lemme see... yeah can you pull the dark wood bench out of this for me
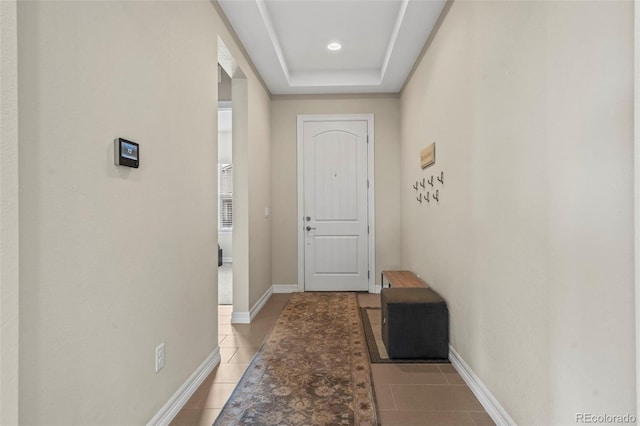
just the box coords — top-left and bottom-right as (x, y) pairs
(381, 270), (428, 288)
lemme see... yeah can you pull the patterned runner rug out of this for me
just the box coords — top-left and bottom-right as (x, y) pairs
(214, 292), (379, 425)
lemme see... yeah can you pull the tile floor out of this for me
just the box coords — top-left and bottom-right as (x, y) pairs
(170, 293), (494, 426)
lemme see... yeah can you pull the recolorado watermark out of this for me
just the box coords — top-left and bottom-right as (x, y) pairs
(576, 413), (636, 424)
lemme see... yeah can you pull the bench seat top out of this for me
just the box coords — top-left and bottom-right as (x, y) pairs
(382, 270), (428, 288)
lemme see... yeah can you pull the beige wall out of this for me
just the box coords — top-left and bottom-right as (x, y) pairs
(17, 1), (270, 423)
(270, 95), (402, 287)
(0, 0), (19, 424)
(231, 77), (250, 313)
(400, 1), (635, 423)
(218, 67), (232, 102)
(226, 75), (272, 314)
(248, 79), (273, 308)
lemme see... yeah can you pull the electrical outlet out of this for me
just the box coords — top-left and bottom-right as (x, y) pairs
(155, 343), (165, 373)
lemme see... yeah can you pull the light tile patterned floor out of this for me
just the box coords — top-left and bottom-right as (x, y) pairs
(170, 293), (495, 426)
(170, 294), (290, 426)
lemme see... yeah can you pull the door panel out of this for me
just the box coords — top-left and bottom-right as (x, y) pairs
(314, 236), (359, 274)
(303, 120), (368, 291)
(313, 132), (358, 221)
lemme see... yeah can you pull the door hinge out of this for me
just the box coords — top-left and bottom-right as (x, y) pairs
(367, 179), (369, 189)
(368, 270), (370, 279)
(367, 135), (369, 144)
(367, 225), (370, 234)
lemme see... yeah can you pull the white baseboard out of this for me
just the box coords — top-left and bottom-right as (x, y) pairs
(250, 286), (273, 321)
(273, 284), (375, 294)
(272, 284), (298, 293)
(231, 311), (250, 324)
(222, 257), (232, 264)
(147, 347), (221, 426)
(448, 345), (515, 426)
(231, 286), (273, 324)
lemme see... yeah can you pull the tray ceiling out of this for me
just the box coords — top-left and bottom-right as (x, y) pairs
(217, 0), (447, 95)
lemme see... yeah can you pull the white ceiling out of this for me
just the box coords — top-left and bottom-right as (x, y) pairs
(217, 0), (447, 95)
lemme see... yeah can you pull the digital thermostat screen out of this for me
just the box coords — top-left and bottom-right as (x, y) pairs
(121, 141), (138, 160)
(114, 138), (139, 168)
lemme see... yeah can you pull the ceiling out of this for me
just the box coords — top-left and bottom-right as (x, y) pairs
(217, 0), (447, 95)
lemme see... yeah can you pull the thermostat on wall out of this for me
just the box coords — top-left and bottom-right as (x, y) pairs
(114, 138), (139, 168)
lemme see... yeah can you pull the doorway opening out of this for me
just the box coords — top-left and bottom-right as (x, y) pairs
(217, 35), (250, 323)
(218, 65), (233, 307)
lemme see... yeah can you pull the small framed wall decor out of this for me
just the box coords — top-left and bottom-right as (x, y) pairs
(420, 143), (435, 169)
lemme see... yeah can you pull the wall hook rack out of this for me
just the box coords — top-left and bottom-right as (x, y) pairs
(417, 193), (423, 204)
(413, 182), (418, 191)
(437, 172), (444, 185)
(428, 176), (434, 187)
(420, 178), (425, 189)
(433, 189), (440, 202)
(425, 192), (430, 203)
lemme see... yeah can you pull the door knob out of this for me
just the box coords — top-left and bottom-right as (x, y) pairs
(306, 226), (316, 231)
(306, 216), (311, 221)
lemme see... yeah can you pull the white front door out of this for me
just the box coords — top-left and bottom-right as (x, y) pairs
(302, 120), (369, 291)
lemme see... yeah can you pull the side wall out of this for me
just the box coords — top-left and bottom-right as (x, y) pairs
(0, 0), (19, 424)
(17, 1), (270, 423)
(248, 80), (272, 307)
(400, 1), (635, 423)
(271, 95), (402, 288)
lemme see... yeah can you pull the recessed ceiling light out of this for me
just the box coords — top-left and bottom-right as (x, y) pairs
(327, 42), (342, 51)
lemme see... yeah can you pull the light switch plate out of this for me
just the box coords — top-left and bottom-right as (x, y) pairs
(155, 343), (165, 373)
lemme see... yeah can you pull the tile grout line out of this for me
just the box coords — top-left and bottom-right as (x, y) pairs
(466, 410), (479, 426)
(387, 383), (399, 412)
(437, 365), (454, 385)
(222, 347), (239, 364)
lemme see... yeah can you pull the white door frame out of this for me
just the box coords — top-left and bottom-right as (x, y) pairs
(297, 114), (375, 293)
